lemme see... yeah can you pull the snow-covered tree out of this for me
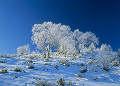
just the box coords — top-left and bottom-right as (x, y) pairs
(73, 29), (83, 53)
(79, 31), (99, 48)
(31, 22), (72, 58)
(48, 22), (72, 53)
(31, 22), (54, 58)
(88, 43), (96, 60)
(78, 44), (85, 53)
(31, 21), (100, 58)
(112, 59), (119, 66)
(31, 25), (47, 58)
(17, 44), (30, 55)
(98, 44), (115, 69)
(59, 36), (76, 57)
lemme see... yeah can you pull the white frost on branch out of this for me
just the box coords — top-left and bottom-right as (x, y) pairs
(79, 31), (99, 47)
(31, 22), (73, 57)
(17, 44), (30, 55)
(97, 44), (116, 68)
(59, 36), (76, 56)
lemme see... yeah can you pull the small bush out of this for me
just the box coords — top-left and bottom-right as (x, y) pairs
(56, 78), (65, 86)
(112, 59), (119, 66)
(0, 61), (5, 63)
(13, 75), (17, 78)
(44, 62), (51, 65)
(13, 75), (17, 80)
(28, 65), (34, 69)
(54, 64), (58, 69)
(26, 60), (33, 63)
(35, 80), (54, 86)
(59, 59), (69, 67)
(103, 66), (110, 72)
(14, 68), (21, 72)
(0, 69), (8, 73)
(67, 81), (73, 86)
(77, 73), (82, 78)
(80, 63), (84, 66)
(80, 68), (87, 73)
(93, 77), (98, 80)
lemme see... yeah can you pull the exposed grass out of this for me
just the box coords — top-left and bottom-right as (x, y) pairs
(103, 67), (110, 72)
(44, 62), (51, 65)
(56, 78), (65, 86)
(54, 64), (58, 69)
(13, 75), (17, 80)
(35, 80), (54, 86)
(27, 65), (34, 69)
(14, 68), (22, 72)
(0, 69), (8, 73)
(77, 73), (82, 78)
(80, 63), (85, 66)
(0, 61), (5, 63)
(93, 77), (98, 80)
(80, 68), (87, 73)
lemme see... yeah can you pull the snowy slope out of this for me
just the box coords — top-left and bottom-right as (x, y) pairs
(0, 54), (120, 86)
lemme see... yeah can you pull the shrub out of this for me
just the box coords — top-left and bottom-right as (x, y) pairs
(26, 60), (33, 63)
(54, 64), (58, 69)
(14, 68), (21, 72)
(56, 78), (65, 86)
(80, 68), (87, 73)
(0, 61), (5, 63)
(17, 44), (30, 55)
(35, 80), (54, 86)
(13, 75), (17, 80)
(59, 59), (69, 67)
(77, 73), (82, 78)
(27, 65), (34, 69)
(93, 77), (98, 80)
(112, 59), (119, 66)
(67, 81), (73, 86)
(103, 66), (110, 71)
(0, 69), (8, 73)
(80, 63), (84, 66)
(44, 62), (51, 65)
(13, 75), (17, 78)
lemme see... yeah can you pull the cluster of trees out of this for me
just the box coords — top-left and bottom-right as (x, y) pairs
(31, 22), (99, 58)
(16, 21), (120, 69)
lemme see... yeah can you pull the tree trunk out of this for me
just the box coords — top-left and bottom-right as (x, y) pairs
(47, 45), (50, 58)
(43, 50), (46, 58)
(91, 51), (93, 61)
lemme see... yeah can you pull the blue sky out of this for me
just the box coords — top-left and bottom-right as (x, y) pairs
(0, 0), (120, 54)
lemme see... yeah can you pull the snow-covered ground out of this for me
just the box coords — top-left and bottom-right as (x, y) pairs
(0, 54), (120, 86)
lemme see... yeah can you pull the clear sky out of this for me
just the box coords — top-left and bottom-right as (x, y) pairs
(0, 0), (120, 54)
